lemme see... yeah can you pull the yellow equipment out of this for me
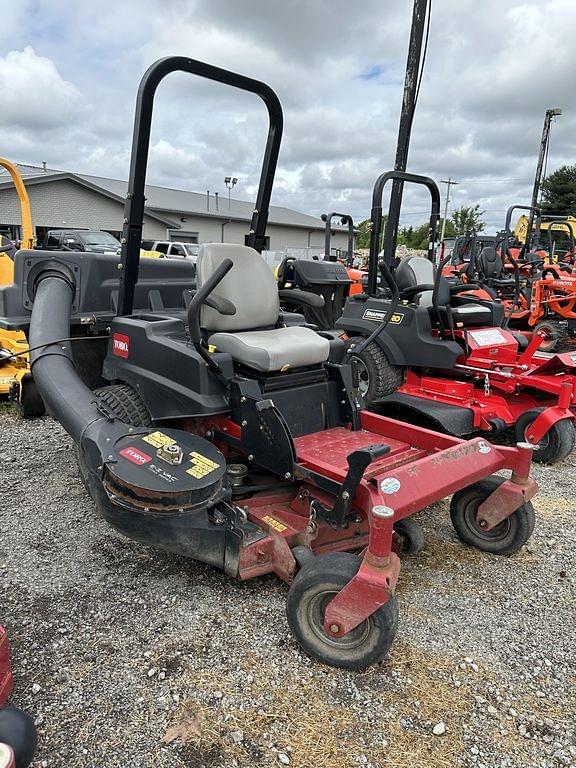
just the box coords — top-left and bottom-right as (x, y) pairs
(514, 214), (576, 247)
(0, 158), (44, 417)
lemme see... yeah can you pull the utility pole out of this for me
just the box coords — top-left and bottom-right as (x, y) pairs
(440, 178), (458, 242)
(382, 0), (430, 266)
(526, 108), (561, 247)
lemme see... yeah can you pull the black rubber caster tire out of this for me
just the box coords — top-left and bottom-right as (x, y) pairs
(514, 410), (575, 464)
(346, 338), (404, 407)
(450, 476), (535, 556)
(0, 707), (37, 768)
(393, 518), (425, 555)
(286, 552), (399, 669)
(16, 378), (45, 419)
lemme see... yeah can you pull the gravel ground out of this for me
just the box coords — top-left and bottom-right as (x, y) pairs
(1, 403), (575, 768)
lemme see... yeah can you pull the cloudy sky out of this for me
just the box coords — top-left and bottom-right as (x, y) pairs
(2, 0), (576, 231)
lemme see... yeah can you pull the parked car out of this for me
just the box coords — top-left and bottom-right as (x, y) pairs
(43, 229), (121, 255)
(141, 240), (199, 262)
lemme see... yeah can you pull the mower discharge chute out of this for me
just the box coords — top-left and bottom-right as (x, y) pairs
(337, 173), (576, 464)
(21, 58), (540, 669)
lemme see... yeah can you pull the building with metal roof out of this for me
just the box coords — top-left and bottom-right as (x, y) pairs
(0, 163), (350, 256)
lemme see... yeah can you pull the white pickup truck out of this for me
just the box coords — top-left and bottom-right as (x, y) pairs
(141, 240), (199, 263)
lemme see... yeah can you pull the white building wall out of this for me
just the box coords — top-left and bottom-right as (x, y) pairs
(0, 179), (351, 251)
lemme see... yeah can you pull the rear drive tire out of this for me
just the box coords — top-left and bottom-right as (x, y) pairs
(534, 320), (567, 353)
(77, 384), (152, 495)
(286, 552), (399, 669)
(347, 338), (404, 407)
(513, 410), (575, 464)
(450, 477), (535, 555)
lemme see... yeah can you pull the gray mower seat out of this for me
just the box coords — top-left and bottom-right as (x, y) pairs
(209, 326), (330, 373)
(198, 243), (330, 373)
(396, 256), (503, 327)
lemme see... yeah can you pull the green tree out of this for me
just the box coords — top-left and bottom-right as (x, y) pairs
(450, 205), (485, 235)
(540, 165), (576, 216)
(356, 215), (387, 249)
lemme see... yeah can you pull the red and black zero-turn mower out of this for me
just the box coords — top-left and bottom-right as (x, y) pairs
(18, 58), (540, 669)
(0, 627), (37, 768)
(474, 206), (576, 352)
(337, 171), (576, 464)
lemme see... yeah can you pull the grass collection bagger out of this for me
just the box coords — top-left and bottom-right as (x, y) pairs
(9, 58), (541, 669)
(0, 626), (37, 768)
(337, 173), (576, 464)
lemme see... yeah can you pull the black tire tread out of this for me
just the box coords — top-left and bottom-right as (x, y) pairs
(450, 476), (535, 555)
(287, 552), (399, 669)
(94, 383), (152, 427)
(514, 409), (575, 464)
(348, 338), (404, 406)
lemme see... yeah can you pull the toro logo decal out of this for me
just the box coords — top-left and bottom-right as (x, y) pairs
(112, 333), (130, 358)
(119, 446), (152, 465)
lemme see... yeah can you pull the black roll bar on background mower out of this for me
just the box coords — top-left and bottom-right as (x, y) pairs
(117, 56), (284, 316)
(503, 204), (542, 258)
(367, 170), (440, 296)
(321, 212), (355, 264)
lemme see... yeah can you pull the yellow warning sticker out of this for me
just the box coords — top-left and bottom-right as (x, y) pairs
(186, 451), (221, 480)
(142, 431), (176, 449)
(262, 515), (287, 533)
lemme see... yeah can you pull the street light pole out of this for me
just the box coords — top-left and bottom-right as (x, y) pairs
(224, 176), (238, 208)
(440, 177), (458, 242)
(526, 108), (561, 247)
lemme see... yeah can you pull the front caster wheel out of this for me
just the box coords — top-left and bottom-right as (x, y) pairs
(514, 410), (575, 464)
(450, 477), (535, 556)
(286, 552), (399, 669)
(393, 518), (425, 555)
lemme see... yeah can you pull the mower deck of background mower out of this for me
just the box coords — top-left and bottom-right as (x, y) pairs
(10, 56), (541, 670)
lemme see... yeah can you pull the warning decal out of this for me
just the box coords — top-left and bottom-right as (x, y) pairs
(262, 514), (288, 533)
(142, 431), (176, 449)
(186, 451), (221, 479)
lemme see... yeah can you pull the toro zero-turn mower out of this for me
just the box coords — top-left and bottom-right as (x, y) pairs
(339, 172), (576, 464)
(0, 627), (37, 768)
(14, 58), (540, 669)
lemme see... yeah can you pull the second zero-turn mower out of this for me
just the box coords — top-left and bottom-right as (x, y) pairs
(15, 57), (539, 669)
(0, 158), (45, 418)
(338, 172), (576, 464)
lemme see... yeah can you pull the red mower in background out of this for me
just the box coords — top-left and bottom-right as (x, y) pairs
(321, 212), (366, 294)
(338, 173), (576, 464)
(0, 627), (37, 768)
(472, 206), (576, 352)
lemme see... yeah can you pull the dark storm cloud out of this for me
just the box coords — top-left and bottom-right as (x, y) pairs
(1, 0), (576, 229)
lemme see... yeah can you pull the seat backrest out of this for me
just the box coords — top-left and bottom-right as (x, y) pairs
(197, 243), (280, 332)
(476, 246), (503, 279)
(395, 256), (450, 307)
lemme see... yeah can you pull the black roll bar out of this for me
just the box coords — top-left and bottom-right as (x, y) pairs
(117, 56), (284, 315)
(503, 204), (542, 258)
(367, 170), (440, 296)
(321, 212), (355, 264)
